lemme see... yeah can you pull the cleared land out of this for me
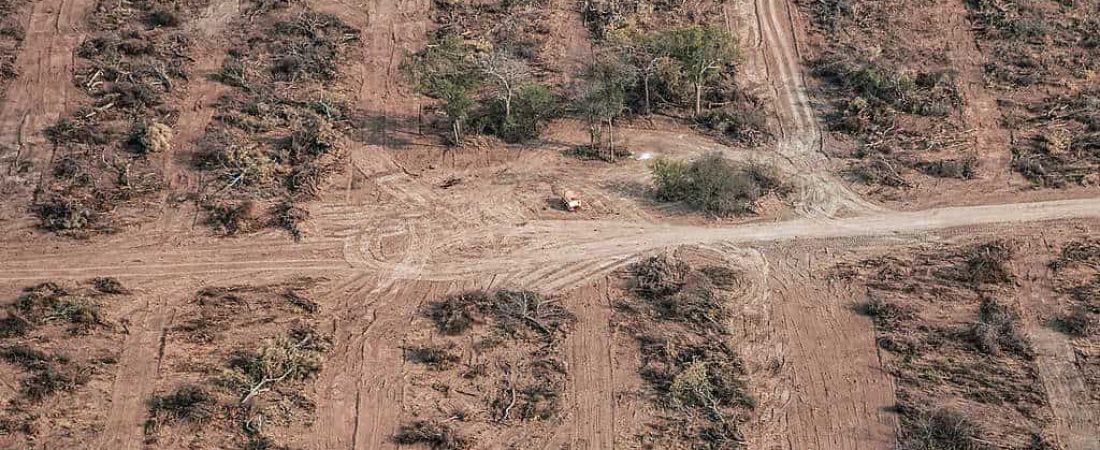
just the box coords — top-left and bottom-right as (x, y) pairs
(0, 0), (1096, 449)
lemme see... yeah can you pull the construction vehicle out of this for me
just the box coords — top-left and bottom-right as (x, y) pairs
(552, 185), (581, 212)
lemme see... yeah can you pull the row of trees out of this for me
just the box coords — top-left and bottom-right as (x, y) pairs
(402, 25), (740, 154)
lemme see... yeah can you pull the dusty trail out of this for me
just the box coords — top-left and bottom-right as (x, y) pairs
(747, 0), (881, 218)
(942, 0), (1014, 182)
(0, 0), (94, 181)
(767, 246), (897, 450)
(3, 197), (1100, 283)
(397, 197), (1100, 281)
(561, 278), (617, 450)
(1017, 242), (1100, 450)
(94, 282), (196, 450)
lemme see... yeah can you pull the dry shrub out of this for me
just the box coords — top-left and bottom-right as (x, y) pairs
(403, 345), (460, 370)
(967, 299), (1031, 357)
(855, 295), (914, 332)
(146, 385), (218, 426)
(2, 345), (90, 402)
(1055, 239), (1100, 268)
(632, 255), (690, 299)
(515, 383), (561, 420)
(639, 335), (755, 416)
(14, 282), (105, 333)
(393, 420), (471, 450)
(271, 201), (309, 241)
(1053, 305), (1097, 337)
(488, 290), (573, 341)
(425, 289), (574, 341)
(427, 291), (489, 335)
(900, 408), (990, 450)
(282, 289), (319, 314)
(695, 92), (772, 147)
(136, 121), (173, 154)
(20, 361), (90, 402)
(631, 256), (733, 335)
(918, 157), (977, 179)
(222, 330), (328, 402)
(33, 194), (99, 233)
(959, 242), (1014, 285)
(204, 200), (262, 236)
(92, 276), (128, 294)
(0, 316), (30, 338)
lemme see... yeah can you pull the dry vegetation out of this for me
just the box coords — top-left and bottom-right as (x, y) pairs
(0, 279), (129, 443)
(33, 0), (206, 235)
(192, 2), (362, 238)
(616, 254), (754, 448)
(395, 289), (575, 448)
(146, 278), (329, 449)
(795, 0), (974, 192)
(1048, 239), (1099, 398)
(965, 0), (1099, 187)
(837, 241), (1058, 449)
(0, 0), (27, 87)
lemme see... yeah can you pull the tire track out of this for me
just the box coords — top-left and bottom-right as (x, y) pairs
(0, 0), (95, 178)
(750, 0), (882, 217)
(1017, 243), (1100, 450)
(768, 246), (897, 450)
(562, 278), (616, 450)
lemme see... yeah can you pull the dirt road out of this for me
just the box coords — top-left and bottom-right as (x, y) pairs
(2, 197), (1100, 283)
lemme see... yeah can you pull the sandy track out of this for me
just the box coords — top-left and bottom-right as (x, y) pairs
(400, 197), (1100, 281)
(95, 286), (186, 450)
(942, 0), (1014, 182)
(749, 0), (880, 218)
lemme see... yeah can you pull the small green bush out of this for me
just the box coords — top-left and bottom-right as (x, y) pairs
(651, 153), (782, 217)
(475, 84), (557, 143)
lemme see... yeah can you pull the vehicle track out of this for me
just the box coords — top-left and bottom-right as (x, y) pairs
(561, 278), (616, 450)
(4, 197), (1100, 283)
(750, 0), (882, 218)
(767, 246), (897, 450)
(0, 0), (95, 183)
(1017, 242), (1100, 450)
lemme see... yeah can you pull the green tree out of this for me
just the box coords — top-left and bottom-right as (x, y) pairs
(577, 57), (634, 161)
(610, 29), (671, 115)
(401, 35), (481, 144)
(656, 26), (739, 116)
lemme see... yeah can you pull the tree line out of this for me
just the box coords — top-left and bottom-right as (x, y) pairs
(402, 25), (740, 159)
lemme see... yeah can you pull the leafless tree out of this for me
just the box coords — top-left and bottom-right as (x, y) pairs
(477, 50), (531, 121)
